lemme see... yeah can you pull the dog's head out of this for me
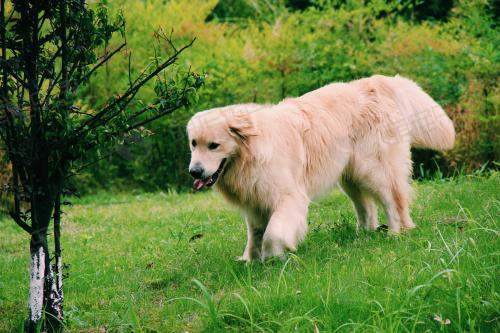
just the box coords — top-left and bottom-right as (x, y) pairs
(186, 105), (258, 191)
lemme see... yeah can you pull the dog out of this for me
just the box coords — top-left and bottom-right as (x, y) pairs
(187, 75), (455, 261)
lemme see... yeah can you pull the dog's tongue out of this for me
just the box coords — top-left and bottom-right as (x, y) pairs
(193, 178), (210, 191)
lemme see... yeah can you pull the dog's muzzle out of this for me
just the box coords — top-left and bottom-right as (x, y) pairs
(193, 158), (227, 191)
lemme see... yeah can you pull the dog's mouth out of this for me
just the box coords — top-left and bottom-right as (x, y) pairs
(193, 158), (227, 191)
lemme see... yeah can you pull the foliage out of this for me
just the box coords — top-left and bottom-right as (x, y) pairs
(1, 172), (499, 331)
(78, 0), (498, 191)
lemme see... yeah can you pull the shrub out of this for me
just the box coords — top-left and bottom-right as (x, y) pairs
(77, 0), (499, 191)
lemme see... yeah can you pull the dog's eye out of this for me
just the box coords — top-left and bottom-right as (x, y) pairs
(208, 142), (220, 150)
(191, 140), (197, 147)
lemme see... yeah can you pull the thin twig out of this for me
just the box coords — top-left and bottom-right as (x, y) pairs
(82, 42), (126, 83)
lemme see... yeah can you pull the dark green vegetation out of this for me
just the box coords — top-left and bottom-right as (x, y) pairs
(79, 0), (499, 191)
(1, 173), (498, 332)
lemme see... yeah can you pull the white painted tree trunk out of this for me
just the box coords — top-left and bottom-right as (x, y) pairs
(28, 246), (45, 325)
(47, 254), (64, 321)
(56, 253), (63, 303)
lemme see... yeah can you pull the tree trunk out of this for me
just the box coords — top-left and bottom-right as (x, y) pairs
(27, 235), (46, 332)
(54, 197), (63, 306)
(45, 195), (64, 331)
(26, 168), (61, 331)
(27, 223), (63, 332)
(45, 261), (63, 332)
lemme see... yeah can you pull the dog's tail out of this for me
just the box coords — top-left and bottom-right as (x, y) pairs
(391, 75), (455, 151)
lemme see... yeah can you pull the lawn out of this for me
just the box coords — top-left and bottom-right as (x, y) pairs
(1, 173), (499, 332)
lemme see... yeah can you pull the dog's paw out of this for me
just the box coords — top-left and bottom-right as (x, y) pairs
(236, 249), (262, 263)
(261, 245), (283, 261)
(365, 223), (380, 231)
(261, 253), (287, 264)
(261, 239), (292, 262)
(401, 221), (416, 231)
(236, 254), (252, 263)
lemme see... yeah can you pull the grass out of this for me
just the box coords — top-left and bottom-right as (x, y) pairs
(0, 173), (499, 332)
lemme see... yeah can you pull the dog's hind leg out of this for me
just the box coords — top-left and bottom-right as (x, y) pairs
(372, 178), (414, 233)
(261, 194), (309, 260)
(361, 148), (414, 233)
(340, 179), (379, 230)
(390, 178), (415, 231)
(362, 196), (379, 230)
(239, 209), (267, 262)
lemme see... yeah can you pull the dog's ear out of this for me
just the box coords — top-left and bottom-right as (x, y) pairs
(227, 112), (257, 142)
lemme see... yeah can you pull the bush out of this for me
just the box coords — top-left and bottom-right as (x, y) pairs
(77, 0), (499, 192)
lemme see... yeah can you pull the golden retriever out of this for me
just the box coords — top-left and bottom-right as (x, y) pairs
(187, 75), (455, 261)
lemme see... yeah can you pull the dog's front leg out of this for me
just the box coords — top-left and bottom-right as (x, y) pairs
(261, 195), (309, 261)
(238, 210), (266, 262)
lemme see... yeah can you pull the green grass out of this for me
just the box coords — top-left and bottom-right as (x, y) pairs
(1, 173), (499, 332)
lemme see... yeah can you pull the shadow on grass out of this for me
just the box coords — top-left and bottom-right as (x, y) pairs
(308, 214), (359, 247)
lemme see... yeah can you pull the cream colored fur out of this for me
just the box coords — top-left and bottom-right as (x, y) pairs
(187, 75), (455, 261)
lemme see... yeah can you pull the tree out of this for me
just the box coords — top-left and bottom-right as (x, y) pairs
(0, 1), (203, 331)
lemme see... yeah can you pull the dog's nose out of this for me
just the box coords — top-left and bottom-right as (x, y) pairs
(189, 165), (204, 179)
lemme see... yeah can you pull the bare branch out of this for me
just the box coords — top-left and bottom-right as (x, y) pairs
(124, 103), (183, 132)
(155, 27), (178, 52)
(38, 45), (62, 88)
(68, 150), (117, 176)
(41, 71), (62, 108)
(82, 42), (126, 83)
